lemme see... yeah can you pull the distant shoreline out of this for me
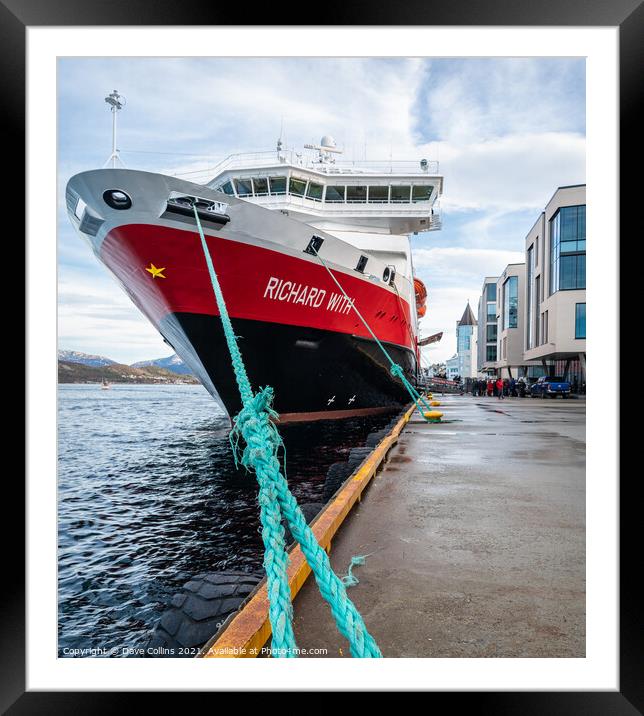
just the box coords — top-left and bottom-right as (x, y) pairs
(58, 380), (200, 386)
(58, 359), (199, 386)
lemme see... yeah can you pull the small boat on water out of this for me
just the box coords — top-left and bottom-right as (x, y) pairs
(101, 378), (111, 390)
(67, 133), (443, 422)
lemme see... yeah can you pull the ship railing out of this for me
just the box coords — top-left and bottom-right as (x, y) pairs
(250, 192), (440, 217)
(207, 150), (440, 178)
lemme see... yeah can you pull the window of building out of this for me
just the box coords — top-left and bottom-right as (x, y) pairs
(346, 185), (367, 202)
(268, 176), (287, 195)
(550, 204), (586, 294)
(486, 345), (497, 362)
(412, 185), (433, 202)
(234, 178), (253, 196)
(325, 185), (345, 202)
(368, 186), (389, 203)
(288, 177), (307, 197)
(252, 177), (269, 195)
(306, 182), (324, 201)
(575, 303), (586, 339)
(535, 235), (539, 265)
(390, 185), (411, 203)
(535, 275), (541, 345)
(526, 245), (534, 350)
(486, 324), (497, 342)
(544, 310), (549, 343)
(486, 302), (496, 320)
(503, 275), (518, 330)
(220, 181), (235, 196)
(559, 254), (586, 290)
(486, 283), (496, 302)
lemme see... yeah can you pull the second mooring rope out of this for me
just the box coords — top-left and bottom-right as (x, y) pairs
(311, 246), (434, 421)
(191, 205), (382, 658)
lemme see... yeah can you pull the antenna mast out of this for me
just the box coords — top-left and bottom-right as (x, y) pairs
(104, 89), (126, 168)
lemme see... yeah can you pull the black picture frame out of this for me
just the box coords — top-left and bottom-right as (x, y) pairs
(7, 0), (635, 708)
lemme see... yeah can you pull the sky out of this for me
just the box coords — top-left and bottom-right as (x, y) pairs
(57, 57), (585, 364)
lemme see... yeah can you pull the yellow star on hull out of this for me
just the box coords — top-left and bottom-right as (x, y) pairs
(145, 263), (166, 279)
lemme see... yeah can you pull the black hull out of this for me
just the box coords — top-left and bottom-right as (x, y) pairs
(158, 313), (417, 420)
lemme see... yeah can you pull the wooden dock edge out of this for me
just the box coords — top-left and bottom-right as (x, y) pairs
(199, 403), (416, 658)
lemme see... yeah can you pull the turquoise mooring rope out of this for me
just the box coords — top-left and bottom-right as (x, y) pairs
(311, 248), (434, 421)
(192, 205), (382, 658)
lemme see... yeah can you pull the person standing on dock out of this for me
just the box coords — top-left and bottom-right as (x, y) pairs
(496, 377), (505, 400)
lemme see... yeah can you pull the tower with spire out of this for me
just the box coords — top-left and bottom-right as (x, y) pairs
(451, 301), (478, 379)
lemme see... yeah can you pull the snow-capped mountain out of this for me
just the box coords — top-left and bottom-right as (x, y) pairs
(57, 349), (116, 367)
(130, 354), (192, 375)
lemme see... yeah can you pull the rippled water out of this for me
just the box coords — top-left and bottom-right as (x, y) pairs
(58, 384), (394, 657)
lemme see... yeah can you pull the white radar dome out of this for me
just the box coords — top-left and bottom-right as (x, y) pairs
(320, 135), (336, 149)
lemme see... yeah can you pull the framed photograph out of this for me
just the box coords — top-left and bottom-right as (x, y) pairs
(9, 0), (634, 706)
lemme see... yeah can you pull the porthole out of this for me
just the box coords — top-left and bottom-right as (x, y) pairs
(103, 189), (132, 210)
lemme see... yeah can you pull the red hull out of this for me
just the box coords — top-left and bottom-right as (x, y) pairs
(100, 223), (415, 352)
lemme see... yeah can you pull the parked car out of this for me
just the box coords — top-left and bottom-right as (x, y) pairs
(530, 375), (572, 399)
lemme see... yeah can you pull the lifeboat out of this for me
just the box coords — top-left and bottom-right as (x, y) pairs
(414, 277), (427, 318)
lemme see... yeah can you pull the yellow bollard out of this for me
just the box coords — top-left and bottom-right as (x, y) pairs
(423, 410), (443, 422)
(430, 400), (441, 407)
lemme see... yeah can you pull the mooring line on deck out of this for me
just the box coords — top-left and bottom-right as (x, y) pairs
(191, 205), (381, 658)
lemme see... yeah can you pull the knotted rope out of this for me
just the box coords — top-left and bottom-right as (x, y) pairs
(192, 205), (381, 658)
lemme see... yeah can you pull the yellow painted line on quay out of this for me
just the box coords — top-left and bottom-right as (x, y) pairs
(199, 403), (416, 658)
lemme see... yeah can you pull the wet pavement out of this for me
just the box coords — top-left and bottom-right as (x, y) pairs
(292, 394), (585, 658)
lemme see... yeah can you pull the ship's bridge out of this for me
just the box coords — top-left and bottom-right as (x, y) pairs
(206, 145), (443, 236)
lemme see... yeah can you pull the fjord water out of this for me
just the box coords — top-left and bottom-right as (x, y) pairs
(58, 384), (393, 657)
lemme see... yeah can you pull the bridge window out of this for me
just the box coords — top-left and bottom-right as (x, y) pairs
(289, 177), (307, 197)
(368, 186), (389, 203)
(219, 181), (234, 196)
(325, 185), (345, 202)
(346, 185), (367, 203)
(268, 176), (286, 195)
(306, 181), (324, 201)
(253, 177), (269, 195)
(391, 185), (411, 203)
(234, 178), (253, 196)
(412, 185), (433, 202)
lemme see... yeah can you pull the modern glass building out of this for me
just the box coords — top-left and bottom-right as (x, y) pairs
(495, 263), (533, 379)
(477, 277), (499, 375)
(523, 185), (586, 385)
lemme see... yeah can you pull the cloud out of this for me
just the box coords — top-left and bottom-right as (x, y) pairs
(57, 266), (170, 364)
(417, 58), (585, 144)
(437, 132), (585, 212)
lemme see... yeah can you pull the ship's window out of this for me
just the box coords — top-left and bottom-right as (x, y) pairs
(234, 178), (253, 196)
(306, 182), (324, 201)
(325, 185), (345, 202)
(346, 185), (367, 203)
(289, 177), (307, 197)
(253, 177), (269, 195)
(391, 185), (411, 203)
(268, 176), (287, 195)
(368, 186), (389, 203)
(412, 185), (434, 202)
(355, 255), (368, 273)
(220, 181), (235, 196)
